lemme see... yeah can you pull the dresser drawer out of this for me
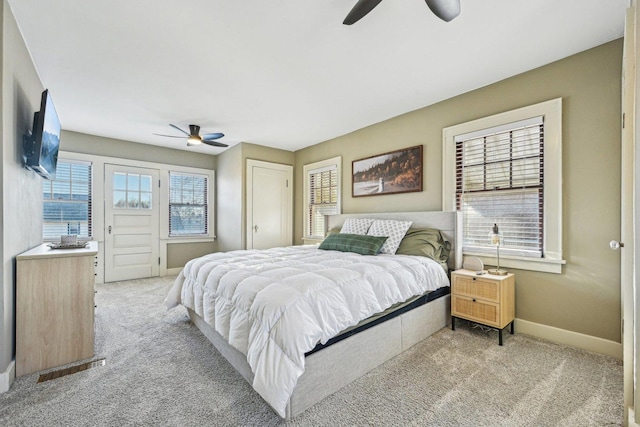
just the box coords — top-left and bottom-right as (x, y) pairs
(452, 275), (499, 303)
(452, 295), (500, 327)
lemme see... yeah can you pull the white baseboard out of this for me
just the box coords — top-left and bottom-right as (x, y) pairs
(166, 268), (182, 276)
(0, 360), (15, 393)
(515, 318), (622, 360)
(628, 408), (640, 427)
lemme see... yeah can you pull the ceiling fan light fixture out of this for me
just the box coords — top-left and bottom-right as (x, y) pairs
(425, 0), (461, 22)
(155, 124), (228, 148)
(187, 135), (202, 146)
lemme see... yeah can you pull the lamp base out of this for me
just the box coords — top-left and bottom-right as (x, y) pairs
(488, 268), (508, 276)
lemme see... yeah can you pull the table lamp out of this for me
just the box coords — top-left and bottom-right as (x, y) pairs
(488, 223), (508, 275)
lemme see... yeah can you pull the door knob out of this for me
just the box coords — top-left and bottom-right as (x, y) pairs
(254, 225), (259, 232)
(108, 225), (112, 234)
(610, 240), (624, 250)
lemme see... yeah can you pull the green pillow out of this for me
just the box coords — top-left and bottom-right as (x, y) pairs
(325, 227), (341, 237)
(318, 233), (388, 256)
(395, 228), (452, 265)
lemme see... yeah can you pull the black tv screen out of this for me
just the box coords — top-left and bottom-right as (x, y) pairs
(25, 89), (61, 180)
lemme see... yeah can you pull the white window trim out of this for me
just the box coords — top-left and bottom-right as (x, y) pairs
(303, 156), (342, 243)
(168, 170), (211, 237)
(164, 169), (215, 242)
(59, 152), (216, 242)
(442, 98), (565, 274)
(58, 150), (215, 282)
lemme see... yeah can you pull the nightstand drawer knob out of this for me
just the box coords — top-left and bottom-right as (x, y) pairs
(472, 298), (476, 302)
(472, 277), (476, 281)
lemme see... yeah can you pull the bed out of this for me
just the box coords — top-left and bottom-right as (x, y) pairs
(166, 211), (462, 419)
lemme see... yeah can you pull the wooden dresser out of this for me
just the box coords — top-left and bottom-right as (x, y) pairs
(450, 269), (515, 345)
(16, 242), (98, 376)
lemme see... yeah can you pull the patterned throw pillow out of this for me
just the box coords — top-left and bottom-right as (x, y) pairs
(366, 219), (413, 254)
(318, 233), (388, 256)
(340, 218), (375, 235)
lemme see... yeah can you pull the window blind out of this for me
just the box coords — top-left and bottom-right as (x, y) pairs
(455, 116), (544, 257)
(169, 172), (208, 236)
(43, 160), (92, 239)
(308, 165), (338, 239)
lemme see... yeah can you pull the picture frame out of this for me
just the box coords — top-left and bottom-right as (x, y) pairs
(352, 145), (423, 197)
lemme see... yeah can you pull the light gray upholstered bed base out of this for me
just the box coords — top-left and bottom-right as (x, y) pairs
(188, 295), (450, 419)
(188, 211), (461, 419)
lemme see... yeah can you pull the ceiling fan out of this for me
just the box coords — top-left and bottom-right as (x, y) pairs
(343, 0), (461, 25)
(154, 124), (228, 147)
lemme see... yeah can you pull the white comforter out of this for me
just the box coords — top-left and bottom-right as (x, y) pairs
(165, 246), (449, 417)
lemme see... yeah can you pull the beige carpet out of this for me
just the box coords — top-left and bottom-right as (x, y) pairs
(0, 276), (623, 426)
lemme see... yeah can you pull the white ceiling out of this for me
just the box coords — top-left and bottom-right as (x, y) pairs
(7, 0), (629, 155)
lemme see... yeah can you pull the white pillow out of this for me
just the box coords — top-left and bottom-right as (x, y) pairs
(367, 219), (413, 254)
(340, 218), (375, 235)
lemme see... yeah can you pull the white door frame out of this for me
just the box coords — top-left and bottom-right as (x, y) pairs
(624, 3), (640, 426)
(246, 159), (293, 249)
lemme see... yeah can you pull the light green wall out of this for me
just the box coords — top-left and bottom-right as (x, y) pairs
(216, 144), (243, 252)
(61, 130), (216, 170)
(1, 0), (46, 378)
(167, 242), (216, 269)
(294, 39), (623, 343)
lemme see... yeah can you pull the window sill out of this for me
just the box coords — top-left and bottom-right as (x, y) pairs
(464, 252), (566, 274)
(302, 237), (323, 245)
(163, 236), (216, 244)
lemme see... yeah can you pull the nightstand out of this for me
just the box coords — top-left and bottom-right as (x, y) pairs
(450, 269), (515, 345)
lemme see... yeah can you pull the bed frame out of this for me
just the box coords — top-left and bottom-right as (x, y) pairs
(187, 211), (462, 419)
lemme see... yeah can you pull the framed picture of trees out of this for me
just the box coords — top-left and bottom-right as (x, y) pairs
(352, 145), (423, 197)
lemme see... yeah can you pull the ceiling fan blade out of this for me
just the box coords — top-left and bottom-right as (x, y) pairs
(153, 133), (187, 138)
(202, 140), (229, 148)
(424, 0), (460, 22)
(343, 0), (384, 25)
(169, 123), (190, 136)
(202, 132), (224, 141)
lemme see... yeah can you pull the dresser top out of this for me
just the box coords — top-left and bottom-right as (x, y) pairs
(17, 241), (98, 260)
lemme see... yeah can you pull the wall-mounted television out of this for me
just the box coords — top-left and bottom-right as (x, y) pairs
(24, 89), (61, 180)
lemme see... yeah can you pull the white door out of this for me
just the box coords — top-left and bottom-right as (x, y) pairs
(246, 160), (293, 249)
(104, 164), (160, 282)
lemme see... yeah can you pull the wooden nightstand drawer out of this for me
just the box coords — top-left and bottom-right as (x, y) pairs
(452, 295), (500, 327)
(451, 275), (499, 303)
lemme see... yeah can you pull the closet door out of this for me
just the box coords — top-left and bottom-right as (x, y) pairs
(246, 159), (293, 250)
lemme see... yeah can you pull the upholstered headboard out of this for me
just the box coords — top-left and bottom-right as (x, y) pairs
(326, 211), (462, 271)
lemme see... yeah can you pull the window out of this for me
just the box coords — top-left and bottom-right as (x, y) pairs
(443, 99), (564, 273)
(303, 157), (342, 240)
(43, 160), (92, 240)
(456, 117), (543, 258)
(169, 172), (208, 236)
(113, 172), (153, 209)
